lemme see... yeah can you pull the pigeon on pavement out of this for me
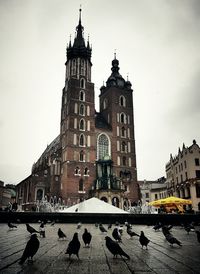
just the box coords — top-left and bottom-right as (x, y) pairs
(58, 228), (66, 239)
(139, 231), (150, 249)
(65, 232), (81, 259)
(26, 224), (39, 234)
(105, 236), (130, 259)
(18, 234), (40, 264)
(82, 228), (92, 247)
(112, 227), (122, 242)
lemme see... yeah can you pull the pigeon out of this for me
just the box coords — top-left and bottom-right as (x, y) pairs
(165, 233), (182, 246)
(77, 222), (82, 229)
(127, 227), (139, 238)
(125, 222), (132, 230)
(153, 222), (162, 231)
(39, 222), (46, 238)
(82, 228), (92, 247)
(99, 224), (107, 233)
(112, 228), (122, 242)
(58, 228), (66, 239)
(195, 231), (200, 243)
(8, 222), (17, 229)
(139, 231), (150, 249)
(105, 236), (130, 259)
(65, 232), (81, 259)
(26, 224), (39, 234)
(95, 223), (98, 228)
(108, 223), (112, 229)
(18, 234), (40, 264)
(162, 225), (173, 237)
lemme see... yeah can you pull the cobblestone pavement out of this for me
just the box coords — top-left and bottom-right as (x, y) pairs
(0, 222), (200, 274)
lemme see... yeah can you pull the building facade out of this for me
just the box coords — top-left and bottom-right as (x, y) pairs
(16, 10), (139, 210)
(165, 140), (200, 212)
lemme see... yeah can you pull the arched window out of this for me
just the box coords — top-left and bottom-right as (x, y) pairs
(36, 189), (43, 201)
(79, 104), (85, 116)
(79, 90), (85, 101)
(79, 134), (85, 146)
(79, 178), (84, 191)
(122, 141), (126, 152)
(119, 95), (126, 107)
(97, 133), (110, 160)
(121, 127), (126, 137)
(84, 167), (89, 176)
(80, 78), (85, 89)
(101, 197), (108, 202)
(72, 59), (76, 75)
(122, 156), (126, 166)
(79, 119), (85, 130)
(80, 59), (85, 76)
(112, 197), (119, 207)
(80, 150), (84, 161)
(120, 113), (126, 124)
(103, 98), (108, 109)
(75, 167), (80, 175)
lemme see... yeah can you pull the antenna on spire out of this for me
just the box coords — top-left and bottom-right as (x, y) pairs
(79, 4), (82, 23)
(114, 49), (117, 59)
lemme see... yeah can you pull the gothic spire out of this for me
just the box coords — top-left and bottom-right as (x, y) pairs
(66, 8), (92, 61)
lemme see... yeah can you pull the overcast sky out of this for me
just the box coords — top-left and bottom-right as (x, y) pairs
(0, 0), (200, 185)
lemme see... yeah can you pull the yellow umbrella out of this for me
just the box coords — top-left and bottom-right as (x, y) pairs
(148, 196), (192, 207)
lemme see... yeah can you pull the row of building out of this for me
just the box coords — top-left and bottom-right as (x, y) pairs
(139, 140), (200, 212)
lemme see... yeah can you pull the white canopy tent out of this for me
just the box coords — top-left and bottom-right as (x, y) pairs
(60, 197), (128, 214)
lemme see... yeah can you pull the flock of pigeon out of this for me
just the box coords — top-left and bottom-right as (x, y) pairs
(7, 220), (200, 265)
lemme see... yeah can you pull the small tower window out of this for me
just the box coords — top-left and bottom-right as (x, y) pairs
(79, 178), (84, 191)
(121, 126), (126, 137)
(120, 113), (126, 124)
(79, 134), (85, 146)
(75, 167), (80, 176)
(79, 119), (85, 131)
(72, 59), (76, 75)
(103, 98), (108, 109)
(121, 141), (126, 152)
(119, 95), (126, 107)
(122, 156), (126, 166)
(97, 133), (111, 160)
(80, 59), (85, 76)
(79, 104), (85, 116)
(80, 150), (84, 162)
(84, 167), (89, 176)
(79, 90), (85, 101)
(80, 78), (85, 89)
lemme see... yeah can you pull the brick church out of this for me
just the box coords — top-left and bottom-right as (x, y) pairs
(16, 10), (139, 211)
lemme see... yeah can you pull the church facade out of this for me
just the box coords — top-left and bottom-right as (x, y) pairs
(16, 10), (139, 210)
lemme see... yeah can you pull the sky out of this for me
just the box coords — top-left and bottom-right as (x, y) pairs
(0, 0), (200, 185)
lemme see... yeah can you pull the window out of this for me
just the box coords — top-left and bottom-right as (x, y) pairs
(72, 59), (76, 75)
(120, 113), (126, 124)
(84, 167), (89, 176)
(75, 167), (80, 176)
(97, 133), (110, 160)
(119, 95), (126, 107)
(155, 194), (158, 199)
(121, 127), (126, 137)
(80, 59), (85, 76)
(79, 104), (85, 115)
(79, 119), (85, 130)
(79, 90), (85, 101)
(185, 172), (188, 180)
(195, 158), (200, 166)
(184, 160), (187, 168)
(79, 178), (84, 191)
(103, 98), (108, 109)
(80, 150), (84, 161)
(122, 156), (126, 166)
(196, 170), (200, 178)
(196, 183), (200, 198)
(79, 134), (85, 146)
(80, 78), (85, 89)
(121, 141), (126, 152)
(145, 193), (149, 198)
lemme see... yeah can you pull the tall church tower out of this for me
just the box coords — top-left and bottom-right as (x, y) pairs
(60, 9), (96, 204)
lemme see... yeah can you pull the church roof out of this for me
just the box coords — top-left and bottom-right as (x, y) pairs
(60, 197), (128, 214)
